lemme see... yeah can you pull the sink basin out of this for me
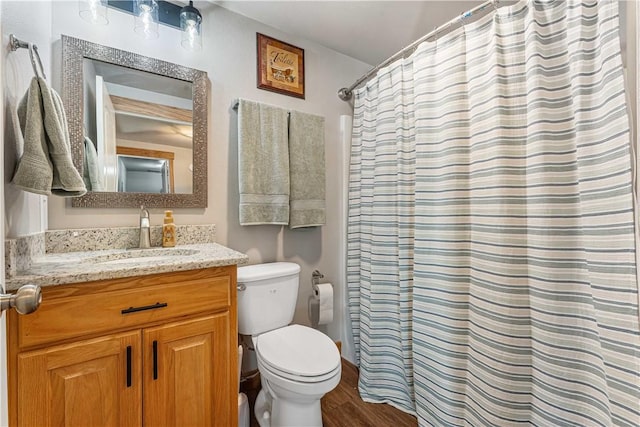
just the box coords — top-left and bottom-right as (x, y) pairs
(86, 248), (200, 265)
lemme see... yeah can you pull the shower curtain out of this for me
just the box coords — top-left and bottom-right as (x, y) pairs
(347, 0), (640, 425)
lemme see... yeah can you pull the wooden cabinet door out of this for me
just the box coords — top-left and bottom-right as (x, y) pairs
(143, 313), (235, 427)
(17, 331), (142, 427)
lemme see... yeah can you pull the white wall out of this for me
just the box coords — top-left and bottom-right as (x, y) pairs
(1, 2), (370, 349)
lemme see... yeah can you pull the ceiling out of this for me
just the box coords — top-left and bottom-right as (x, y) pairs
(212, 1), (486, 65)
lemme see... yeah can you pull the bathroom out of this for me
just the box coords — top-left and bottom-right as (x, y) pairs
(1, 0), (639, 426)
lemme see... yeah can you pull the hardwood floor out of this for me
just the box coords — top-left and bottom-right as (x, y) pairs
(240, 359), (418, 427)
(321, 359), (417, 427)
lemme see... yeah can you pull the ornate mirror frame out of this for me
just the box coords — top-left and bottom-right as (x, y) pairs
(62, 35), (208, 208)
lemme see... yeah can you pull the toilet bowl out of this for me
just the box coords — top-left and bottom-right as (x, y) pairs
(237, 263), (341, 427)
(254, 325), (341, 426)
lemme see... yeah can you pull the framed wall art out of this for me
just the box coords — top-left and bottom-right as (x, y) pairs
(257, 33), (305, 99)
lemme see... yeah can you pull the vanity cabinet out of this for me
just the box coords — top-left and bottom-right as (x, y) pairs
(144, 313), (232, 426)
(17, 331), (142, 426)
(7, 266), (238, 427)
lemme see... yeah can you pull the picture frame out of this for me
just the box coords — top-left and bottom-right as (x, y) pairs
(257, 33), (305, 99)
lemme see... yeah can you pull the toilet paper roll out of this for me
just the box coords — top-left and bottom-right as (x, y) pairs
(312, 283), (334, 325)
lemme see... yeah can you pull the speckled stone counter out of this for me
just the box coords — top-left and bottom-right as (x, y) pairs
(6, 225), (219, 278)
(5, 225), (248, 291)
(6, 243), (248, 291)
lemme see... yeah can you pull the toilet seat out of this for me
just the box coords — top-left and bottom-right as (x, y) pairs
(255, 325), (341, 383)
(258, 356), (341, 384)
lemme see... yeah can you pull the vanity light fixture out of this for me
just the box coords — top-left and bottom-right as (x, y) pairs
(78, 0), (109, 25)
(79, 1), (201, 51)
(134, 0), (160, 39)
(180, 1), (202, 51)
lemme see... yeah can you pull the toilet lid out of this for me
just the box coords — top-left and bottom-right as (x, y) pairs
(256, 325), (341, 378)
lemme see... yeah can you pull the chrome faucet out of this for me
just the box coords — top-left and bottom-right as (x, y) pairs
(139, 206), (151, 249)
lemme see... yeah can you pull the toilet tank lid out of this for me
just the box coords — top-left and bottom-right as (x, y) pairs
(237, 262), (301, 283)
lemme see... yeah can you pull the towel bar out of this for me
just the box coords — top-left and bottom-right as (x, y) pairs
(232, 98), (291, 116)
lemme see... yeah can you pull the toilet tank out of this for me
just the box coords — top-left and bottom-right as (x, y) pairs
(237, 262), (301, 336)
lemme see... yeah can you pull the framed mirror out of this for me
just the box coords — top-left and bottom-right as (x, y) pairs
(61, 35), (208, 208)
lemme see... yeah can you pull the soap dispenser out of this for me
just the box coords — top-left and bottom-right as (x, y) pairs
(162, 210), (176, 247)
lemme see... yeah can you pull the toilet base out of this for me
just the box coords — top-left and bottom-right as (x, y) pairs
(254, 389), (271, 427)
(254, 387), (323, 427)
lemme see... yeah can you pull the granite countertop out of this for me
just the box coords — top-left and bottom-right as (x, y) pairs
(6, 243), (249, 291)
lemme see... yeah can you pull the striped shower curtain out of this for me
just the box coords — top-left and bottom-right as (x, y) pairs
(347, 1), (640, 425)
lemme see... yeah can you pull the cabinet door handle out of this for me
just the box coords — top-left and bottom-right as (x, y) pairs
(126, 345), (132, 387)
(121, 302), (168, 315)
(152, 340), (158, 380)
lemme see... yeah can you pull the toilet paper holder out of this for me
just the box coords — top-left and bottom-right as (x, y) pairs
(309, 270), (333, 327)
(311, 270), (324, 286)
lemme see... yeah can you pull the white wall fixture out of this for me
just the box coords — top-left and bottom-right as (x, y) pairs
(78, 0), (108, 25)
(134, 0), (159, 40)
(180, 1), (202, 51)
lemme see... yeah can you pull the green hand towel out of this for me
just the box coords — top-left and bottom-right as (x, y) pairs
(38, 78), (86, 196)
(238, 99), (290, 225)
(12, 78), (54, 196)
(288, 110), (325, 228)
(12, 77), (86, 197)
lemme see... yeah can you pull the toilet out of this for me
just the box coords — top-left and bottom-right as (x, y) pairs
(237, 262), (341, 427)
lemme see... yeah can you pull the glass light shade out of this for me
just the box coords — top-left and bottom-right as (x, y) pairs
(180, 1), (202, 51)
(134, 0), (159, 40)
(78, 0), (108, 25)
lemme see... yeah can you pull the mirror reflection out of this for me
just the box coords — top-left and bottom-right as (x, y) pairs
(117, 153), (171, 193)
(83, 59), (193, 194)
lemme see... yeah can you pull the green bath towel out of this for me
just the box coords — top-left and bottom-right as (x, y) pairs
(288, 110), (325, 228)
(238, 99), (290, 225)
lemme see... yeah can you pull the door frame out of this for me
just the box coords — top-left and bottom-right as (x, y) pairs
(1, 8), (9, 426)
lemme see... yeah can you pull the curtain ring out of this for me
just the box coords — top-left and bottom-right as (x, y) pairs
(460, 10), (472, 24)
(433, 26), (438, 50)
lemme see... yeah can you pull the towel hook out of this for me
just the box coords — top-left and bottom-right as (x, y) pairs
(9, 34), (47, 80)
(9, 34), (27, 51)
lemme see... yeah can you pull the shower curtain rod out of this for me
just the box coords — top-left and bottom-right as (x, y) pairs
(338, 0), (502, 101)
